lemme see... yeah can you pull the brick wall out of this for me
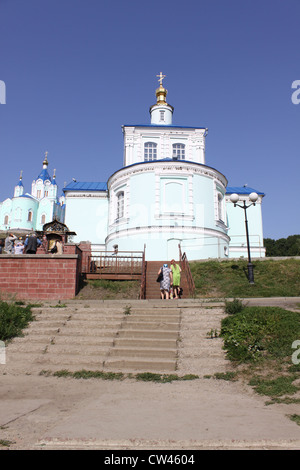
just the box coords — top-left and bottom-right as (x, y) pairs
(0, 253), (81, 301)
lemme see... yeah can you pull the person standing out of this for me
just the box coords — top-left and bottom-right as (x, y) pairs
(170, 259), (182, 299)
(14, 238), (25, 254)
(4, 233), (17, 254)
(24, 233), (42, 254)
(158, 263), (172, 299)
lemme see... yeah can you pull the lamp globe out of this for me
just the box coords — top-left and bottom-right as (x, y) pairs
(249, 192), (258, 203)
(230, 193), (239, 203)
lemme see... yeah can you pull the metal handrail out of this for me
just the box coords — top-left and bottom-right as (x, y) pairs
(88, 250), (144, 275)
(179, 244), (195, 296)
(139, 245), (147, 299)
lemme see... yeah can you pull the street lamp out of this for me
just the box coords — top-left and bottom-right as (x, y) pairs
(229, 192), (258, 284)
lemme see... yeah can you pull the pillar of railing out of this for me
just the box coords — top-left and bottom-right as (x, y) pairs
(139, 244), (147, 299)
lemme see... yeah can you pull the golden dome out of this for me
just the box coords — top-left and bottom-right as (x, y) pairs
(155, 83), (168, 104)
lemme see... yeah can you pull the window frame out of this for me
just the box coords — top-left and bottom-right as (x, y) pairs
(116, 191), (124, 220)
(144, 142), (157, 161)
(172, 143), (185, 160)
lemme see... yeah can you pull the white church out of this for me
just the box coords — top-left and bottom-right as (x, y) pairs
(62, 74), (265, 261)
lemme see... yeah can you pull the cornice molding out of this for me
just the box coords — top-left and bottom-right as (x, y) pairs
(106, 225), (230, 244)
(108, 161), (227, 189)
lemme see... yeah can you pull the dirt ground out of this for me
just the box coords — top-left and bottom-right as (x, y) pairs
(1, 298), (300, 452)
(76, 280), (141, 300)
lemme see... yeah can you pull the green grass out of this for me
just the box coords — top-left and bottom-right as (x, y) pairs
(190, 258), (300, 298)
(288, 414), (300, 426)
(88, 279), (139, 293)
(220, 306), (300, 363)
(0, 300), (35, 342)
(41, 369), (199, 383)
(219, 302), (300, 400)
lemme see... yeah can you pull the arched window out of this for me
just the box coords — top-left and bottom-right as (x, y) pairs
(218, 193), (224, 221)
(144, 142), (157, 161)
(4, 215), (9, 225)
(116, 191), (124, 220)
(28, 210), (33, 222)
(172, 143), (185, 160)
(41, 214), (46, 225)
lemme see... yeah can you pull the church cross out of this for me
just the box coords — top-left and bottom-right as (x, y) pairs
(157, 72), (166, 85)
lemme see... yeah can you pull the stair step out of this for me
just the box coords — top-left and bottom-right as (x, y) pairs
(114, 338), (177, 348)
(129, 308), (180, 315)
(117, 330), (179, 339)
(103, 357), (176, 372)
(121, 321), (179, 330)
(109, 347), (177, 359)
(124, 315), (179, 323)
(33, 355), (107, 366)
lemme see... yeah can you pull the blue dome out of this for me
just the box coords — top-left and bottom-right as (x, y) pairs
(37, 168), (51, 182)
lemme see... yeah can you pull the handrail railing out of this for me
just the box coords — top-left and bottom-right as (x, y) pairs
(139, 244), (147, 299)
(179, 244), (195, 297)
(87, 250), (144, 275)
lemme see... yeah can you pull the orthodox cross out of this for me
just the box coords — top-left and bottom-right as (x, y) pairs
(157, 72), (166, 85)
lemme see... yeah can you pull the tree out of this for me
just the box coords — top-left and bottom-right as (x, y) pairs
(264, 235), (300, 257)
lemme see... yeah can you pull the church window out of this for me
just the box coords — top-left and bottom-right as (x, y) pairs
(28, 210), (33, 222)
(217, 193), (224, 221)
(144, 142), (157, 161)
(44, 190), (49, 197)
(116, 191), (124, 220)
(41, 214), (46, 225)
(4, 215), (9, 225)
(37, 189), (41, 199)
(160, 110), (165, 122)
(172, 143), (185, 160)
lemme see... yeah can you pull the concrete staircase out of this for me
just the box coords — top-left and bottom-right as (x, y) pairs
(3, 302), (181, 375)
(145, 261), (190, 299)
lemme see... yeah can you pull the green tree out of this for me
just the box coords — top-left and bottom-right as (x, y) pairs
(264, 235), (300, 257)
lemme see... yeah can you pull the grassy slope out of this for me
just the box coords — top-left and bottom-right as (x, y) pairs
(190, 258), (300, 298)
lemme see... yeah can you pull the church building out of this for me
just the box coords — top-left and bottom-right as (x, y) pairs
(63, 75), (265, 261)
(0, 154), (65, 234)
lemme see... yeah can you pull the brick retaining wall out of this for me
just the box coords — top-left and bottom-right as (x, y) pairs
(0, 252), (81, 300)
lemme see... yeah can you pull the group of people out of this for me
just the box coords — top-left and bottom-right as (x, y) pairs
(158, 259), (182, 300)
(0, 233), (42, 254)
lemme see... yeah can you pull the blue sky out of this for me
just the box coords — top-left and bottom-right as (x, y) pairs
(0, 0), (299, 240)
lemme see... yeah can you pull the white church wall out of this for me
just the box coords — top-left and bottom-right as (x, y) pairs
(9, 196), (38, 231)
(64, 193), (108, 244)
(226, 196), (265, 258)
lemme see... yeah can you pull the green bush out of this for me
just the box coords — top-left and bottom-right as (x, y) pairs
(0, 300), (35, 342)
(225, 298), (244, 315)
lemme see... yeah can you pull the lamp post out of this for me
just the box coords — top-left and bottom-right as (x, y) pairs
(229, 192), (258, 284)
